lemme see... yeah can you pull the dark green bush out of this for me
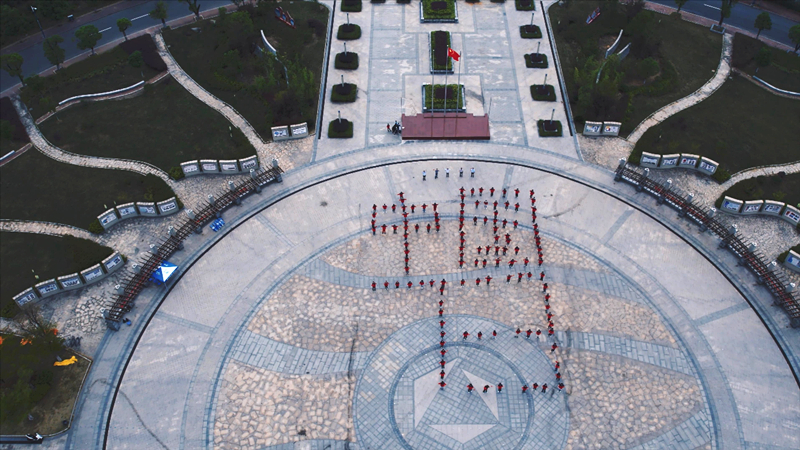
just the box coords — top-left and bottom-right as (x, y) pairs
(537, 120), (563, 137)
(712, 166), (731, 183)
(328, 119), (354, 138)
(342, 0), (363, 12)
(128, 51), (143, 68)
(330, 83), (358, 103)
(530, 84), (556, 101)
(515, 0), (535, 11)
(87, 219), (105, 235)
(520, 25), (542, 39)
(169, 166), (185, 180)
(337, 24), (362, 40)
(525, 53), (548, 68)
(422, 0), (456, 19)
(335, 52), (359, 70)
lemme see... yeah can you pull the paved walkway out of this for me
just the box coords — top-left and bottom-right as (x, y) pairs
(0, 219), (102, 242)
(626, 33), (733, 144)
(722, 160), (800, 190)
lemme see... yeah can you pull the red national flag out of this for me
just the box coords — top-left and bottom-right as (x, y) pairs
(447, 47), (460, 61)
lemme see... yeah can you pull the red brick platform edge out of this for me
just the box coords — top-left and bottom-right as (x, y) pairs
(401, 113), (490, 140)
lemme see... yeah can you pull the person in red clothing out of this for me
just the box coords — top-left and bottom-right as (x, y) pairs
(440, 330), (446, 338)
(482, 259), (487, 268)
(502, 188), (507, 197)
(433, 203), (438, 211)
(506, 274), (512, 283)
(509, 259), (517, 268)
(495, 258), (501, 268)
(474, 258), (479, 267)
(490, 187), (495, 196)
(551, 343), (558, 353)
(526, 329), (532, 339)
(483, 385), (490, 393)
(477, 331), (482, 340)
(518, 272), (524, 282)
(384, 281), (389, 290)
(515, 328), (521, 338)
(441, 349), (447, 357)
(497, 383), (503, 393)
(439, 381), (446, 390)
(479, 187), (484, 196)
(440, 370), (446, 379)
(467, 383), (474, 393)
(504, 201), (510, 210)
(475, 278), (481, 286)
(515, 203), (520, 212)
(463, 331), (469, 340)
(381, 224), (387, 234)
(536, 329), (542, 337)
(522, 385), (528, 393)
(440, 320), (446, 328)
(395, 281), (400, 289)
(371, 282), (376, 291)
(541, 384), (548, 393)
(475, 200), (480, 208)
(440, 359), (446, 368)
(492, 330), (497, 339)
(461, 278), (466, 287)
(485, 275), (492, 286)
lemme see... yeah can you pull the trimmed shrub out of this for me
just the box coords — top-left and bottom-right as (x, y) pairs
(328, 119), (354, 138)
(342, 0), (363, 12)
(525, 53), (548, 68)
(520, 25), (542, 39)
(128, 51), (143, 68)
(397, 0), (411, 3)
(169, 166), (185, 180)
(530, 84), (556, 101)
(431, 31), (452, 71)
(515, 0), (535, 11)
(712, 166), (731, 183)
(423, 84), (464, 110)
(88, 219), (105, 235)
(331, 83), (358, 102)
(537, 120), (563, 137)
(335, 52), (360, 70)
(118, 34), (166, 72)
(422, 0), (456, 19)
(337, 24), (362, 40)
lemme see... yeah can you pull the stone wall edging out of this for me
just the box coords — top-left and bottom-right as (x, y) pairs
(717, 195), (800, 226)
(97, 197), (181, 231)
(639, 152), (720, 177)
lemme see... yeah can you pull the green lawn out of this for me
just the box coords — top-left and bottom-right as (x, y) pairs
(717, 173), (800, 209)
(549, 1), (722, 137)
(0, 148), (175, 229)
(162, 2), (330, 141)
(20, 46), (161, 113)
(632, 76), (800, 173)
(0, 232), (113, 318)
(732, 33), (800, 93)
(38, 78), (255, 172)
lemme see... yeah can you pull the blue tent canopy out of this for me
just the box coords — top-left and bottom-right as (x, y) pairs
(150, 261), (177, 285)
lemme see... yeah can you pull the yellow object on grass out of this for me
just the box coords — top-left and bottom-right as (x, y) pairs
(54, 356), (77, 366)
(21, 338), (32, 345)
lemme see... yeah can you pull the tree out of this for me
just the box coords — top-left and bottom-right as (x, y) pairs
(231, 0), (244, 8)
(43, 35), (65, 70)
(75, 25), (102, 55)
(718, 0), (737, 27)
(0, 53), (24, 84)
(150, 1), (169, 27)
(16, 305), (62, 349)
(674, 0), (688, 12)
(754, 47), (771, 72)
(117, 17), (132, 41)
(180, 0), (202, 20)
(754, 12), (772, 39)
(791, 24), (800, 53)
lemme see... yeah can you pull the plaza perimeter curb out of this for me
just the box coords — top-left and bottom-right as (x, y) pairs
(87, 150), (799, 450)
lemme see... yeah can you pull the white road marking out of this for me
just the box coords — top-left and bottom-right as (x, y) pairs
(132, 13), (149, 20)
(99, 27), (111, 33)
(703, 3), (721, 10)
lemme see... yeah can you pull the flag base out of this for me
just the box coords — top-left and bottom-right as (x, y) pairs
(401, 113), (490, 140)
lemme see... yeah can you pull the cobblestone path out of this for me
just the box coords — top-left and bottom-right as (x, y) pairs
(0, 219), (102, 242)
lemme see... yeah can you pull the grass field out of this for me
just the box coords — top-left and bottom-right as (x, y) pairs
(732, 33), (800, 93)
(632, 76), (800, 173)
(0, 148), (175, 229)
(162, 2), (329, 141)
(717, 173), (800, 208)
(549, 1), (722, 137)
(38, 77), (255, 172)
(0, 232), (112, 318)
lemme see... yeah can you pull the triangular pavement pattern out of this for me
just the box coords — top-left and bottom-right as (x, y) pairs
(430, 424), (497, 444)
(414, 358), (461, 427)
(462, 369), (499, 420)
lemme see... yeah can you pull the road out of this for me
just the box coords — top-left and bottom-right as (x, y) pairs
(650, 0), (799, 47)
(0, 0), (231, 93)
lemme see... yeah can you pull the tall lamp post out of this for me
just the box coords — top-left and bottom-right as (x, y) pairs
(31, 6), (46, 39)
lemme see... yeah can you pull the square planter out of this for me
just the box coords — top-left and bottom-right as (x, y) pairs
(530, 84), (556, 101)
(520, 25), (542, 39)
(525, 53), (548, 68)
(337, 24), (362, 40)
(342, 0), (363, 12)
(331, 83), (358, 103)
(335, 52), (360, 70)
(515, 0), (535, 10)
(422, 84), (465, 112)
(537, 119), (562, 137)
(430, 31), (454, 73)
(328, 119), (354, 138)
(421, 0), (458, 23)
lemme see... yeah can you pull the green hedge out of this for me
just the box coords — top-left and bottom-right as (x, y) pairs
(422, 0), (456, 19)
(520, 25), (542, 39)
(525, 53), (548, 68)
(335, 52), (360, 70)
(431, 31), (453, 71)
(337, 24), (362, 40)
(342, 0), (363, 12)
(328, 119), (354, 138)
(331, 83), (358, 103)
(530, 84), (556, 101)
(423, 84), (464, 110)
(537, 120), (562, 137)
(516, 0), (535, 11)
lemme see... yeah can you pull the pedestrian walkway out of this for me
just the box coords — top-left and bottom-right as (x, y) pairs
(626, 33), (733, 144)
(0, 219), (102, 242)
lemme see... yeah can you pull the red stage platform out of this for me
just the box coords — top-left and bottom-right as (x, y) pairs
(401, 113), (490, 140)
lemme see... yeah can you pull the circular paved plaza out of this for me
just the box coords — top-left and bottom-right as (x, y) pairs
(103, 160), (799, 450)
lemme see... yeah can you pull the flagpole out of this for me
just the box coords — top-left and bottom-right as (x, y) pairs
(431, 63), (434, 138)
(455, 52), (461, 136)
(443, 52), (449, 137)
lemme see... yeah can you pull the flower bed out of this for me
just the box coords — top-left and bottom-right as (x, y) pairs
(328, 119), (354, 138)
(515, 0), (535, 10)
(525, 53), (548, 68)
(421, 0), (457, 22)
(331, 83), (358, 103)
(530, 84), (556, 101)
(537, 119), (562, 137)
(430, 31), (453, 73)
(342, 0), (363, 12)
(422, 84), (465, 112)
(337, 24), (362, 40)
(520, 25), (542, 39)
(335, 52), (360, 70)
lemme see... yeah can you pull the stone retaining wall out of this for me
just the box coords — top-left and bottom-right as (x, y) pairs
(718, 196), (800, 226)
(97, 196), (181, 230)
(640, 152), (719, 177)
(180, 155), (259, 177)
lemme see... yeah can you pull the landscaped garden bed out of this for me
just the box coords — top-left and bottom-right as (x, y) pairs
(422, 84), (465, 112)
(0, 149), (175, 230)
(515, 0), (535, 11)
(0, 233), (112, 318)
(430, 31), (453, 73)
(38, 78), (256, 174)
(530, 84), (556, 101)
(328, 119), (354, 138)
(630, 76), (800, 173)
(342, 0), (363, 12)
(331, 83), (358, 103)
(732, 33), (800, 93)
(549, 0), (722, 137)
(525, 53), (549, 68)
(520, 25), (542, 39)
(335, 51), (360, 70)
(715, 173), (800, 210)
(421, 0), (457, 23)
(537, 119), (562, 137)
(161, 2), (329, 141)
(337, 24), (362, 40)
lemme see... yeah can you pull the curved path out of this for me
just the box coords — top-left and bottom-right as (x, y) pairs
(0, 219), (102, 242)
(626, 33), (733, 145)
(722, 160), (800, 190)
